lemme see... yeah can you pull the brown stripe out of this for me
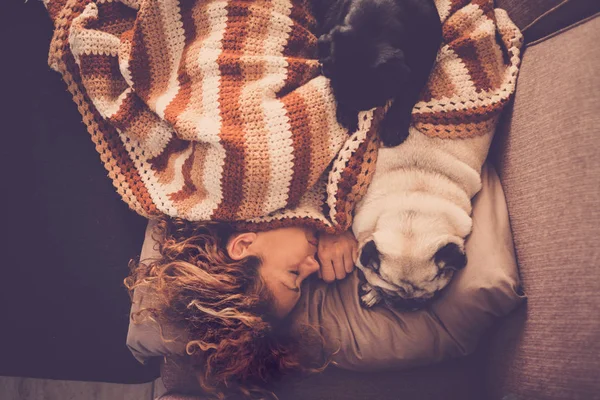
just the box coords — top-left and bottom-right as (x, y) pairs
(278, 57), (319, 97)
(137, 0), (172, 106)
(108, 91), (156, 143)
(415, 117), (498, 139)
(78, 53), (120, 80)
(93, 2), (137, 36)
(279, 2), (318, 97)
(147, 136), (189, 173)
(449, 37), (493, 92)
(473, 33), (503, 90)
(163, 0), (202, 130)
(168, 142), (209, 210)
(168, 151), (196, 203)
(447, 0), (471, 18)
(412, 100), (505, 125)
(168, 142), (208, 209)
(283, 92), (312, 209)
(288, 0), (316, 33)
(418, 63), (457, 103)
(472, 0), (494, 19)
(45, 0), (69, 22)
(146, 136), (190, 187)
(212, 3), (252, 220)
(237, 1), (273, 218)
(283, 21), (317, 58)
(442, 5), (482, 44)
(128, 25), (152, 101)
(78, 54), (128, 100)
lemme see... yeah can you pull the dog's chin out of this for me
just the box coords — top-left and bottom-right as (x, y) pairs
(380, 292), (438, 311)
(356, 268), (448, 311)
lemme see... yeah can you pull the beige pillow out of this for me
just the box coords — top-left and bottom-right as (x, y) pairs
(127, 163), (525, 369)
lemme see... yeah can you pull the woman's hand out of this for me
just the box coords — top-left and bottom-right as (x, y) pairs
(317, 230), (358, 283)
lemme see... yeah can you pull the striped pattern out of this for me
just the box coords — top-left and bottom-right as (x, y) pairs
(413, 0), (523, 139)
(44, 0), (521, 231)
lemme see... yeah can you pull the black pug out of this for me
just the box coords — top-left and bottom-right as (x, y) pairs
(313, 0), (442, 147)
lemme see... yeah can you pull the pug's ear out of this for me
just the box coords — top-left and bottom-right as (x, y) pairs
(360, 240), (381, 271)
(317, 34), (332, 59)
(331, 25), (356, 54)
(434, 243), (467, 270)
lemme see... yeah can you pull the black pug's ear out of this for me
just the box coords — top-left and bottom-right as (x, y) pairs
(434, 243), (467, 271)
(317, 34), (333, 77)
(360, 240), (381, 271)
(317, 34), (331, 59)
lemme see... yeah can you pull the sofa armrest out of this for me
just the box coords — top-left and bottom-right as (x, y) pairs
(487, 14), (600, 400)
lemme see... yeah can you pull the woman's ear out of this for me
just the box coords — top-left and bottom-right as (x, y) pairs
(227, 232), (258, 260)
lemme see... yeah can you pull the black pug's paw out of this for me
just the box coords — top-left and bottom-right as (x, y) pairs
(379, 107), (411, 147)
(336, 105), (359, 133)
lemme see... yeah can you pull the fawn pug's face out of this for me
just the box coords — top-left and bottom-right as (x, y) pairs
(356, 210), (467, 310)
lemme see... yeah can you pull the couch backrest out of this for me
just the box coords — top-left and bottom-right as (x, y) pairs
(497, 0), (600, 43)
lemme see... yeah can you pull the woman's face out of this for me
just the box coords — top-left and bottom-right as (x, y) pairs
(227, 227), (320, 317)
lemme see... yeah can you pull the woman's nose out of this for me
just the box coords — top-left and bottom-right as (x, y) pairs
(302, 256), (320, 277)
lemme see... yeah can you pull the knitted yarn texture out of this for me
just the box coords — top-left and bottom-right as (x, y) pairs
(44, 0), (522, 233)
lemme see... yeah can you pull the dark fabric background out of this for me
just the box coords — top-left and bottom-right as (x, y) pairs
(0, 0), (158, 383)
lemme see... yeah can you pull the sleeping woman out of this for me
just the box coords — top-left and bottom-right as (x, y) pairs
(126, 219), (357, 398)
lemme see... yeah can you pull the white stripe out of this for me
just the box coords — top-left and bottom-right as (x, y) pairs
(312, 76), (348, 154)
(153, 0), (186, 118)
(262, 0), (295, 212)
(95, 87), (132, 119)
(412, 47), (478, 113)
(434, 0), (452, 23)
(69, 4), (120, 62)
(141, 120), (176, 158)
(187, 1), (229, 220)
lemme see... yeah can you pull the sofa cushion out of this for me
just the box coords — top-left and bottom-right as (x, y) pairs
(488, 15), (600, 400)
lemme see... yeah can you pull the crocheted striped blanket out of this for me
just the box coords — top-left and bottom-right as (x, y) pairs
(44, 0), (522, 232)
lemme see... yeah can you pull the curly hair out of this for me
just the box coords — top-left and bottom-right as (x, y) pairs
(125, 217), (325, 399)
